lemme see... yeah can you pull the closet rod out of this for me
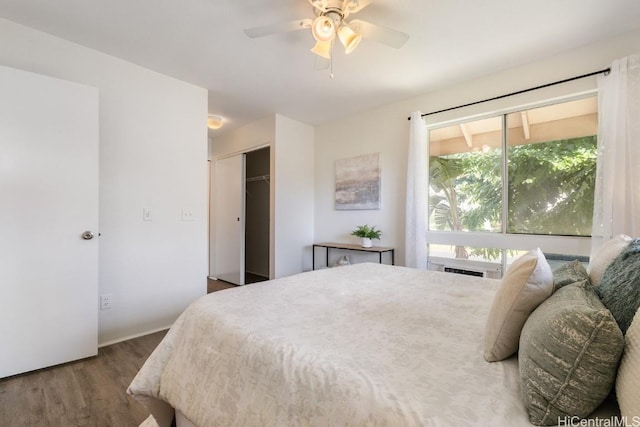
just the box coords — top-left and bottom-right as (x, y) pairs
(246, 174), (270, 183)
(407, 67), (610, 120)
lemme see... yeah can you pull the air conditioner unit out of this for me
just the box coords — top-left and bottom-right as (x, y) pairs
(428, 258), (502, 280)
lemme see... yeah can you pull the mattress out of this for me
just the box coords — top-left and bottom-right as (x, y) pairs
(128, 263), (533, 426)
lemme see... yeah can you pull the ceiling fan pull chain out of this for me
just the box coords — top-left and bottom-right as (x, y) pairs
(330, 41), (335, 79)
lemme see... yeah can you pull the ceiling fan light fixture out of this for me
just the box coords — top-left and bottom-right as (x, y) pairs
(338, 24), (362, 54)
(311, 16), (335, 42)
(207, 115), (224, 130)
(310, 39), (332, 59)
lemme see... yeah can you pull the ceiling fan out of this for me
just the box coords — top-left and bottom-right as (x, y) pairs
(244, 0), (409, 70)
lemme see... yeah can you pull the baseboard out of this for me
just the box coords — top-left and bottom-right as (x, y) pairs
(98, 324), (172, 348)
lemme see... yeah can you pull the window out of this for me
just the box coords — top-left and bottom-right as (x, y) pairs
(427, 96), (597, 273)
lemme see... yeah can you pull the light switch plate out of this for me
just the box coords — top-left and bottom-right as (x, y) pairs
(181, 209), (194, 221)
(143, 207), (152, 221)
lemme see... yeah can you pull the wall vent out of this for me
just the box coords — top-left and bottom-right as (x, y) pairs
(429, 258), (502, 279)
(443, 267), (485, 277)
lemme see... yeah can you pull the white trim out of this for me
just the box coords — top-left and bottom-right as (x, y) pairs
(215, 142), (271, 161)
(98, 325), (171, 348)
(426, 231), (591, 257)
(501, 114), (508, 234)
(428, 256), (502, 271)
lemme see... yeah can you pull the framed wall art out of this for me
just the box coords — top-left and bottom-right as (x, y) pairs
(335, 152), (381, 210)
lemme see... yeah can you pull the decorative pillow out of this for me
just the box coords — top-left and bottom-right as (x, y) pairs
(552, 259), (590, 291)
(519, 280), (624, 426)
(587, 234), (632, 286)
(596, 238), (640, 334)
(617, 308), (640, 421)
(483, 248), (553, 362)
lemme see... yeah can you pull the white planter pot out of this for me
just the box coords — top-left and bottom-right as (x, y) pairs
(361, 237), (373, 248)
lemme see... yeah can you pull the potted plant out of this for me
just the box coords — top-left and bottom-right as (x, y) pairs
(351, 224), (382, 248)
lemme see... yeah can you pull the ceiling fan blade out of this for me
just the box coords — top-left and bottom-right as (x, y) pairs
(349, 19), (409, 49)
(244, 19), (312, 38)
(343, 0), (373, 14)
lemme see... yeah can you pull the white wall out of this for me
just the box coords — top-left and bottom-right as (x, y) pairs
(0, 18), (209, 345)
(209, 116), (276, 159)
(274, 114), (315, 276)
(314, 28), (640, 266)
(209, 114), (314, 279)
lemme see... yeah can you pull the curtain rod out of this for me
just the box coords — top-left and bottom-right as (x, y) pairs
(407, 67), (610, 120)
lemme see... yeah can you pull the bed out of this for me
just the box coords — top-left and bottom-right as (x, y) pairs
(127, 262), (623, 427)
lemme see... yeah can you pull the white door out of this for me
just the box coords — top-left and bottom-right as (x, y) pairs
(214, 155), (245, 285)
(0, 66), (99, 378)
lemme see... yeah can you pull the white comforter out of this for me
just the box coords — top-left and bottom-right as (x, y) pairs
(128, 263), (533, 426)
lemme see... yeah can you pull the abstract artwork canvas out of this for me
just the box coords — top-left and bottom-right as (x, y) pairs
(335, 152), (381, 210)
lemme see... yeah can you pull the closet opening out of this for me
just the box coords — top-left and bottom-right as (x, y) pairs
(212, 145), (271, 286)
(244, 147), (270, 284)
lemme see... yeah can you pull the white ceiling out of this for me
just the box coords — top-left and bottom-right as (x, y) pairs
(2, 0), (640, 134)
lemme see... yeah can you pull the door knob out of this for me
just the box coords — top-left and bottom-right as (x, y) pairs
(81, 231), (95, 240)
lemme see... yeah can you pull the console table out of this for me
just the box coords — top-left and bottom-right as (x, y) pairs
(312, 242), (395, 270)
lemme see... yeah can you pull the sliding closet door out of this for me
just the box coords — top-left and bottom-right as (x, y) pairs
(214, 155), (245, 285)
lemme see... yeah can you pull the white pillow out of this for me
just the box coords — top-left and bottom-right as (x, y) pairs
(588, 234), (632, 286)
(483, 248), (554, 362)
(617, 308), (640, 422)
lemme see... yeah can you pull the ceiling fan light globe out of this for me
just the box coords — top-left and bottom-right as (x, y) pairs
(338, 24), (362, 54)
(312, 16), (335, 42)
(310, 40), (332, 59)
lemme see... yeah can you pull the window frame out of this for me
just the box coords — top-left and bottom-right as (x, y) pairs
(425, 91), (597, 269)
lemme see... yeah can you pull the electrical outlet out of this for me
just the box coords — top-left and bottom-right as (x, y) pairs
(100, 294), (113, 310)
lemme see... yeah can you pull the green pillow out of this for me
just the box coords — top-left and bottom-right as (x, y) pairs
(519, 280), (624, 426)
(596, 238), (640, 334)
(552, 259), (590, 291)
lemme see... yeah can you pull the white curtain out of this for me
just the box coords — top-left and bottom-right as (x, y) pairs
(592, 54), (640, 254)
(405, 111), (428, 269)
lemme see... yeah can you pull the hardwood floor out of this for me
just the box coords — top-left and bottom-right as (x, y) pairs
(207, 277), (237, 293)
(0, 280), (239, 426)
(206, 274), (268, 293)
(0, 330), (166, 427)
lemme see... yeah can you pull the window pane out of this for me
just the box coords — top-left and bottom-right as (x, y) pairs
(428, 116), (502, 233)
(506, 98), (597, 236)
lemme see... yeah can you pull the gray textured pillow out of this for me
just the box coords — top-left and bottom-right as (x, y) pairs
(519, 280), (624, 426)
(587, 234), (632, 286)
(596, 238), (640, 334)
(552, 259), (590, 291)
